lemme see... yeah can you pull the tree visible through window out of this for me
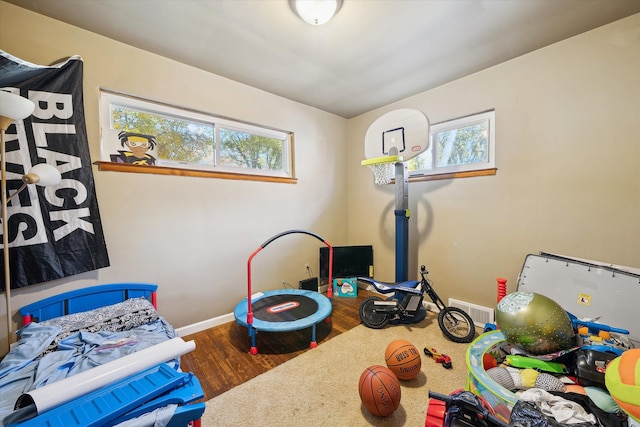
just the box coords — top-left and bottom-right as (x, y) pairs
(219, 128), (283, 170)
(409, 110), (495, 177)
(100, 90), (293, 179)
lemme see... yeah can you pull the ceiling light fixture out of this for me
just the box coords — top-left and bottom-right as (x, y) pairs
(291, 0), (343, 26)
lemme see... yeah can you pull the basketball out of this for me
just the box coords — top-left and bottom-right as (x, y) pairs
(604, 349), (640, 422)
(358, 365), (401, 417)
(385, 339), (421, 380)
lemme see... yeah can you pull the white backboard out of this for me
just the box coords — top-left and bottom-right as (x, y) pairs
(364, 109), (429, 161)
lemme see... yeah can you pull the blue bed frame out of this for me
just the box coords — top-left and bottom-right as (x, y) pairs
(14, 283), (205, 427)
(19, 283), (158, 325)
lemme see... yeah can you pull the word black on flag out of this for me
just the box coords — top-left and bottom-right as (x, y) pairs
(1, 50), (109, 289)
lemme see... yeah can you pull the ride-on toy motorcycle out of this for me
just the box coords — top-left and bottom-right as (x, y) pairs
(357, 265), (476, 343)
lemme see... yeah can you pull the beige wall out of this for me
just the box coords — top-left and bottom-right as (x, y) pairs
(347, 14), (640, 310)
(1, 1), (639, 349)
(0, 1), (349, 347)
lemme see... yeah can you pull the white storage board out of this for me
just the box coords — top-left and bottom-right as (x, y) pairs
(517, 253), (640, 346)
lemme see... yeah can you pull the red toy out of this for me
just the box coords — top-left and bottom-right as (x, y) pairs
(426, 389), (507, 427)
(423, 347), (452, 369)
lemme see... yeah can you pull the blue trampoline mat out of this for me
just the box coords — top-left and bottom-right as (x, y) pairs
(234, 289), (332, 332)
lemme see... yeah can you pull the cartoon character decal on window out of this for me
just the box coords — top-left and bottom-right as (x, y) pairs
(110, 131), (157, 166)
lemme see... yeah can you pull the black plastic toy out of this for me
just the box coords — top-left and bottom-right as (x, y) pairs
(426, 389), (508, 427)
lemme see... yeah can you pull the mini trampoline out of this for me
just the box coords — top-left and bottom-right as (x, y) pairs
(234, 230), (334, 355)
(233, 230), (333, 354)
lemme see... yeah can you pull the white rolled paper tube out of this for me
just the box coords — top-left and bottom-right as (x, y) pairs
(15, 337), (196, 414)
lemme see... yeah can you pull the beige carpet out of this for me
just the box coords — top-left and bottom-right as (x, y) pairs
(202, 316), (477, 426)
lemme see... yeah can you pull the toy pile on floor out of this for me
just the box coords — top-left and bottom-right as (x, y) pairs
(478, 291), (639, 427)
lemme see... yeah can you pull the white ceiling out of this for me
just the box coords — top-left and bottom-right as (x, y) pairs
(7, 0), (640, 118)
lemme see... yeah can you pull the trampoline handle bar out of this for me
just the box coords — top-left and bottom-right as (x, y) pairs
(259, 229), (327, 248)
(246, 247), (263, 325)
(255, 229), (333, 299)
(246, 229), (334, 325)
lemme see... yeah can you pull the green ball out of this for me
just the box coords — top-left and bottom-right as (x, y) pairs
(496, 292), (574, 355)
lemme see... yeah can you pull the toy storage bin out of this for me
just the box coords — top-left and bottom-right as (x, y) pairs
(465, 330), (518, 422)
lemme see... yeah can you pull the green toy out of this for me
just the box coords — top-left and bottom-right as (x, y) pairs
(504, 355), (567, 374)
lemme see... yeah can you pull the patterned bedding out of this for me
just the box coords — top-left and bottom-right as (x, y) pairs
(38, 297), (160, 354)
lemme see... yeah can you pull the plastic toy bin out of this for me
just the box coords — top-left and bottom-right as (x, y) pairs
(465, 330), (518, 422)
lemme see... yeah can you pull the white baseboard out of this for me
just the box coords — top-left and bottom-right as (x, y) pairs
(424, 301), (438, 313)
(175, 312), (235, 337)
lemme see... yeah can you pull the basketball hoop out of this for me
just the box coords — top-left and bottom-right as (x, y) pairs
(361, 155), (401, 185)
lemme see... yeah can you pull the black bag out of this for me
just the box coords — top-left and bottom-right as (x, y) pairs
(509, 393), (628, 427)
(549, 391), (628, 427)
(573, 349), (618, 387)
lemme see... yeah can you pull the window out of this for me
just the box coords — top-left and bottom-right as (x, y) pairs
(98, 90), (293, 180)
(408, 110), (495, 178)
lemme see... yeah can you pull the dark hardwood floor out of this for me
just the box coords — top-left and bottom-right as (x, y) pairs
(180, 290), (374, 401)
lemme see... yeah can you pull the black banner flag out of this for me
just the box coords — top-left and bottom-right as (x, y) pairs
(0, 50), (109, 289)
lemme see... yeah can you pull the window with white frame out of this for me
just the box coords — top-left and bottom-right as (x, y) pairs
(99, 90), (293, 179)
(408, 110), (495, 177)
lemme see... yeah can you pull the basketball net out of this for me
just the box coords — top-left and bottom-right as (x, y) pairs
(361, 155), (401, 186)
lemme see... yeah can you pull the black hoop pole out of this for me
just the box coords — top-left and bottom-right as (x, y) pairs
(246, 230), (333, 329)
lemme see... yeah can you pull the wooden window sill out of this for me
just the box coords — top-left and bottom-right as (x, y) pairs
(94, 162), (297, 184)
(403, 168), (497, 183)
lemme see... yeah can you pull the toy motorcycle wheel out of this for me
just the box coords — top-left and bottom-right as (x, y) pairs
(438, 307), (476, 343)
(359, 296), (390, 329)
